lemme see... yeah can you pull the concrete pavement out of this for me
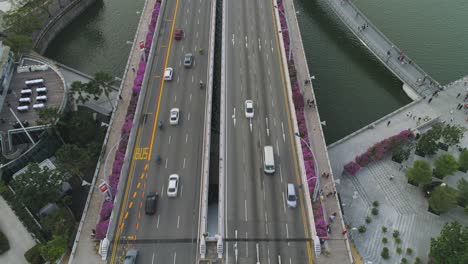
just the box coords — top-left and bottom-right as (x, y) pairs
(68, 0), (156, 262)
(0, 196), (36, 264)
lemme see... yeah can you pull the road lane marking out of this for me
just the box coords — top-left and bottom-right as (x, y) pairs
(276, 140), (280, 156)
(188, 112), (191, 121)
(232, 34), (235, 46)
(192, 75), (194, 83)
(132, 192), (137, 199)
(265, 117), (269, 136)
(161, 185), (165, 197)
(280, 166), (283, 183)
(157, 215), (160, 229)
(190, 93), (192, 101)
(165, 158), (168, 168)
(177, 76), (179, 83)
(177, 215), (180, 229)
(185, 133), (188, 143)
(196, 31), (198, 39)
(169, 135), (172, 144)
(136, 182), (141, 189)
(152, 253), (155, 264)
(183, 158), (186, 169)
(244, 199), (248, 221)
(232, 107), (236, 126)
(281, 122), (285, 142)
(180, 183), (183, 197)
(265, 211), (269, 235)
(286, 223), (290, 246)
(282, 191), (286, 213)
(268, 248), (271, 264)
(246, 232), (249, 257)
(174, 95), (177, 102)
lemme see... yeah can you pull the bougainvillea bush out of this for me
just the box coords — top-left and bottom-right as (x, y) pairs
(343, 129), (413, 176)
(94, 1), (162, 240)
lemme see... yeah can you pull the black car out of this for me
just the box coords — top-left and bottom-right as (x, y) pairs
(145, 192), (158, 215)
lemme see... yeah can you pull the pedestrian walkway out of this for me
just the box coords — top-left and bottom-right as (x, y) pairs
(0, 196), (36, 264)
(281, 0), (352, 263)
(321, 0), (440, 98)
(67, 0), (156, 262)
(328, 76), (468, 263)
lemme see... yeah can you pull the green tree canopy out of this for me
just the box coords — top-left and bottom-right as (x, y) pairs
(457, 179), (468, 207)
(68, 81), (91, 105)
(91, 71), (116, 109)
(56, 144), (91, 177)
(3, 4), (41, 35)
(430, 221), (468, 264)
(434, 154), (459, 178)
(416, 124), (443, 156)
(441, 125), (466, 146)
(12, 163), (68, 212)
(406, 160), (432, 185)
(37, 107), (62, 127)
(60, 111), (98, 146)
(459, 150), (468, 171)
(429, 185), (458, 214)
(3, 34), (32, 60)
(40, 207), (74, 238)
(40, 235), (68, 262)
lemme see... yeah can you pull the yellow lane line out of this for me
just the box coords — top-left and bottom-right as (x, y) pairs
(110, 0), (181, 262)
(270, 1), (313, 263)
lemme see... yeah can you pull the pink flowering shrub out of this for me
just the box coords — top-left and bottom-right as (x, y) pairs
(344, 161), (361, 176)
(95, 0), (162, 239)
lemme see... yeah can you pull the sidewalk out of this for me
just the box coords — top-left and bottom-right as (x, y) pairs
(282, 0), (352, 263)
(67, 0), (156, 262)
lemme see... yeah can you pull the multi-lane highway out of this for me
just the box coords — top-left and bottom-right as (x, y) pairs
(223, 0), (314, 263)
(109, 0), (213, 262)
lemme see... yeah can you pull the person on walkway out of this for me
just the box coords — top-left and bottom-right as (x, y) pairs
(132, 67), (135, 73)
(428, 97), (433, 103)
(457, 93), (461, 98)
(387, 120), (391, 127)
(329, 212), (337, 222)
(389, 175), (394, 180)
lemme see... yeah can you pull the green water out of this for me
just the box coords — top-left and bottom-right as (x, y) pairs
(45, 0), (468, 143)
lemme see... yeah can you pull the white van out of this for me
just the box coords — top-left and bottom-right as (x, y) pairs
(263, 146), (275, 174)
(287, 184), (297, 208)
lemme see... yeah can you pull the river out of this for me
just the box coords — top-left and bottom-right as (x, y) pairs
(45, 0), (468, 143)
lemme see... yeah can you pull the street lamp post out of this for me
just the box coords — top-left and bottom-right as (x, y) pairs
(294, 132), (320, 201)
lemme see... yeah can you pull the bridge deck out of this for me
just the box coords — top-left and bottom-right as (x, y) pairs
(322, 0), (440, 98)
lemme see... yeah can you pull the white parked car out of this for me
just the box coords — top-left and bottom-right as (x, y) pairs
(164, 67), (173, 81)
(245, 100), (254, 118)
(167, 174), (179, 197)
(170, 108), (180, 125)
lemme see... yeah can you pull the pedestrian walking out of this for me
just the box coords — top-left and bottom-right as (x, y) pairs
(387, 120), (391, 127)
(450, 117), (454, 122)
(428, 97), (433, 103)
(457, 93), (461, 98)
(132, 67), (135, 73)
(306, 98), (310, 105)
(119, 95), (123, 100)
(329, 212), (337, 222)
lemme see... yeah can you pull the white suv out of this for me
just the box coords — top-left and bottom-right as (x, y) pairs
(167, 174), (179, 197)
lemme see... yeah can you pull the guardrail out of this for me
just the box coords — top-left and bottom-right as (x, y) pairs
(322, 0), (440, 97)
(67, 0), (153, 261)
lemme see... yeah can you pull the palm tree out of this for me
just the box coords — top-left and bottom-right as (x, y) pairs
(68, 81), (91, 108)
(93, 71), (116, 110)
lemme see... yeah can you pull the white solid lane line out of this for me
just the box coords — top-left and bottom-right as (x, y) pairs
(282, 191), (286, 213)
(156, 215), (160, 229)
(173, 252), (177, 264)
(286, 223), (290, 246)
(244, 199), (248, 222)
(245, 232), (249, 258)
(152, 253), (155, 264)
(177, 215), (180, 229)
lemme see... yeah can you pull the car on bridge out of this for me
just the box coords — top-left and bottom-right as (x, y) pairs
(124, 249), (138, 264)
(164, 67), (173, 81)
(174, 29), (184, 41)
(245, 100), (254, 118)
(184, 53), (193, 68)
(145, 192), (158, 215)
(170, 108), (180, 125)
(167, 174), (179, 197)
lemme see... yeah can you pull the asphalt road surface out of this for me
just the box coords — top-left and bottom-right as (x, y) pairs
(108, 0), (213, 263)
(223, 0), (314, 263)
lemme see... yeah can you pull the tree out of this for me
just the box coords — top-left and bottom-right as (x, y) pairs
(416, 124), (442, 156)
(40, 235), (68, 262)
(441, 124), (466, 146)
(92, 71), (116, 109)
(4, 34), (32, 60)
(457, 179), (468, 207)
(0, 230), (10, 254)
(459, 150), (468, 171)
(40, 208), (74, 238)
(68, 81), (91, 106)
(11, 163), (68, 212)
(37, 107), (62, 127)
(23, 0), (52, 18)
(56, 144), (91, 177)
(3, 5), (42, 35)
(429, 185), (458, 214)
(406, 160), (432, 185)
(434, 154), (459, 178)
(430, 221), (468, 264)
(61, 111), (97, 146)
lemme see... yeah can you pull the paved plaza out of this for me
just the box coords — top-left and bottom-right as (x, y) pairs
(329, 76), (468, 263)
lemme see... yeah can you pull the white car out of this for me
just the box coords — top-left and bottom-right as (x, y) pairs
(164, 67), (173, 81)
(245, 100), (254, 118)
(170, 108), (180, 125)
(167, 174), (179, 197)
